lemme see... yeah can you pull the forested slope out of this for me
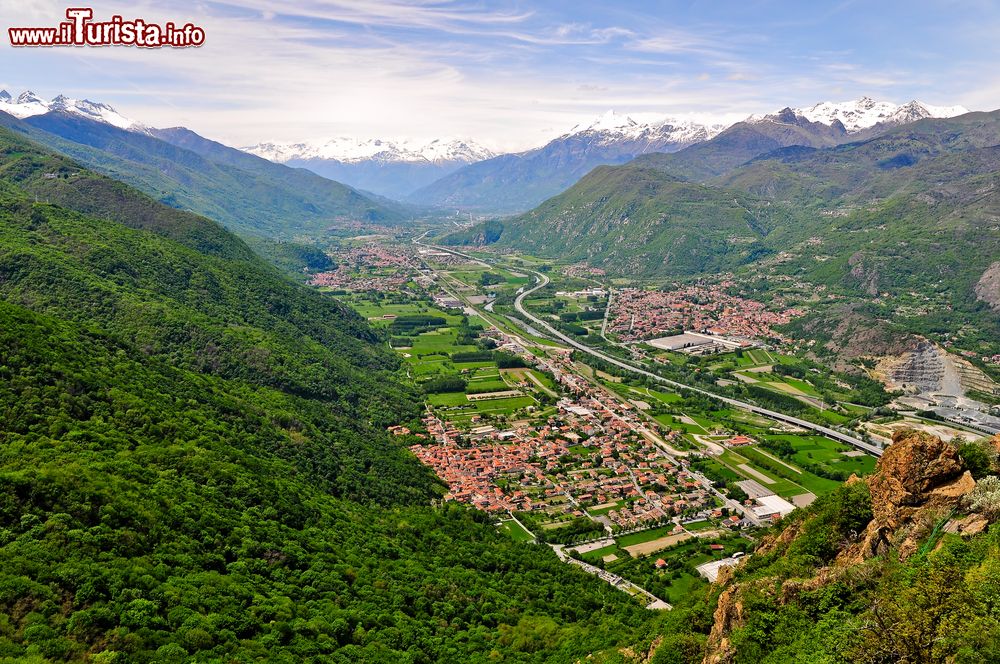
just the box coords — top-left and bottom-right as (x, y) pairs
(0, 111), (404, 239)
(0, 128), (656, 662)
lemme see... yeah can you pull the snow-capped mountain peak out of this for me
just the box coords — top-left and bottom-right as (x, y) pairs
(16, 90), (44, 105)
(563, 109), (726, 147)
(0, 90), (145, 132)
(569, 110), (639, 134)
(243, 137), (496, 166)
(7, 90), (49, 116)
(793, 97), (969, 132)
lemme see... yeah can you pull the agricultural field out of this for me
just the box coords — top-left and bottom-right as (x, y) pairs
(616, 525), (681, 549)
(342, 297), (446, 323)
(733, 446), (840, 496)
(338, 293), (548, 424)
(762, 434), (878, 479)
(705, 434), (877, 499)
(575, 534), (751, 606)
(733, 369), (822, 398)
(716, 448), (817, 499)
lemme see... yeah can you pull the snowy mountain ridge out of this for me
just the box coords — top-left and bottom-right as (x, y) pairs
(0, 89), (145, 132)
(243, 137), (496, 166)
(749, 96), (969, 133)
(563, 109), (728, 145)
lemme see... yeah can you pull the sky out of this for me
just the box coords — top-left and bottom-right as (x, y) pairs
(1, 0), (999, 151)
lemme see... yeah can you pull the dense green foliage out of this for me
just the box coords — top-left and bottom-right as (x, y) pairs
(246, 238), (335, 278)
(421, 375), (468, 394)
(471, 167), (786, 277)
(388, 315), (448, 335)
(0, 129), (660, 662)
(494, 352), (529, 369)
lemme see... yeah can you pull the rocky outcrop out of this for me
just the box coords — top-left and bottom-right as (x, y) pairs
(703, 583), (745, 664)
(975, 260), (1000, 311)
(944, 512), (990, 537)
(700, 430), (979, 664)
(847, 251), (880, 296)
(843, 429), (974, 561)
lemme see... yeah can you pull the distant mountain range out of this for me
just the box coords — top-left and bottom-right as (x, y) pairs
(789, 96), (968, 133)
(245, 136), (494, 166)
(444, 108), (998, 337)
(404, 99), (968, 214)
(404, 110), (727, 213)
(0, 90), (976, 232)
(242, 137), (496, 199)
(0, 90), (410, 239)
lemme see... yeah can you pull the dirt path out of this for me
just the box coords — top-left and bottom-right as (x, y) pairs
(737, 464), (776, 485)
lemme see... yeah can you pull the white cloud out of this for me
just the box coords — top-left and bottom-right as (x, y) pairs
(0, 0), (994, 152)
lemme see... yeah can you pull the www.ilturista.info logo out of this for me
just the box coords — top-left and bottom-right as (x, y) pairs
(8, 8), (205, 48)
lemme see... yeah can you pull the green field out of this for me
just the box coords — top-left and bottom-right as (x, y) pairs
(682, 519), (717, 532)
(616, 525), (678, 548)
(588, 500), (625, 516)
(736, 446), (840, 496)
(342, 299), (440, 321)
(766, 434), (878, 477)
(716, 449), (809, 499)
(580, 544), (620, 563)
(693, 457), (742, 484)
(654, 412), (719, 434)
(499, 519), (535, 542)
(661, 570), (705, 604)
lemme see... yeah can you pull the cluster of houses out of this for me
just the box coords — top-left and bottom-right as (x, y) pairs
(310, 243), (417, 291)
(409, 338), (741, 530)
(607, 283), (803, 343)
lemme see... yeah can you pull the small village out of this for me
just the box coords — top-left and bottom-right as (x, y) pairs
(309, 242), (418, 291)
(607, 282), (803, 343)
(408, 329), (775, 536)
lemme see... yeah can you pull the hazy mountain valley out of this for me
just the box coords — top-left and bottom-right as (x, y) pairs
(1, 7), (999, 661)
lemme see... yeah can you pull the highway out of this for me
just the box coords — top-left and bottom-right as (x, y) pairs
(412, 238), (780, 524)
(414, 236), (881, 456)
(510, 269), (883, 457)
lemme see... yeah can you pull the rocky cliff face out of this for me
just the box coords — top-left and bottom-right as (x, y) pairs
(843, 430), (975, 561)
(975, 261), (1000, 312)
(701, 429), (982, 664)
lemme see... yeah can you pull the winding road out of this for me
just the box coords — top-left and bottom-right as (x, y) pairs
(511, 269), (882, 457)
(412, 235), (880, 457)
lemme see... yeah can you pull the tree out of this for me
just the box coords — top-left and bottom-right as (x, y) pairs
(957, 439), (997, 479)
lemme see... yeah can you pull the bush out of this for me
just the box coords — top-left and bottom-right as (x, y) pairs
(494, 351), (527, 369)
(422, 376), (467, 394)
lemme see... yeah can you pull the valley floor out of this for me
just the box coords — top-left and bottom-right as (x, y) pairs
(308, 231), (991, 613)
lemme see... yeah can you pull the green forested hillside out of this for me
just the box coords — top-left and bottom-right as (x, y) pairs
(477, 166), (788, 276)
(0, 129), (655, 662)
(0, 110), (404, 239)
(446, 112), (1000, 349)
